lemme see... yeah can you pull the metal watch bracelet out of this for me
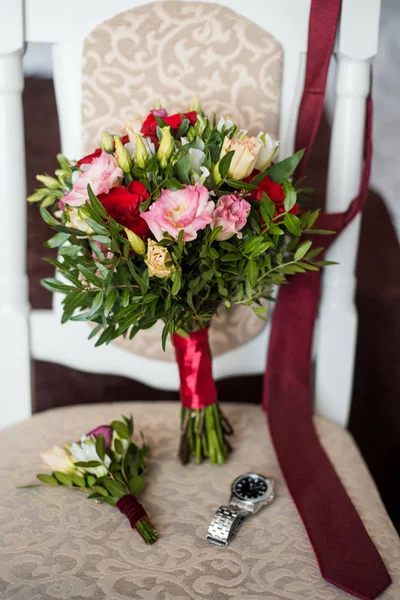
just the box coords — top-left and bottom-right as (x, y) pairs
(206, 505), (247, 547)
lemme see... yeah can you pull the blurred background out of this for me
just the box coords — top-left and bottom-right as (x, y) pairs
(23, 0), (399, 531)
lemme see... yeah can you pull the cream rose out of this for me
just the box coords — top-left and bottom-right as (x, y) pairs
(145, 240), (175, 278)
(219, 136), (262, 180)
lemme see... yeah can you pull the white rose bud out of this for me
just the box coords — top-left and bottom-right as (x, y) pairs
(254, 133), (280, 171)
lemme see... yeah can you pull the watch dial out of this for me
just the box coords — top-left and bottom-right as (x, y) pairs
(234, 475), (268, 501)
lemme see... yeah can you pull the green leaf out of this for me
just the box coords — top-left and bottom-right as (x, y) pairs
(175, 117), (190, 138)
(71, 474), (86, 488)
(128, 476), (144, 496)
(219, 150), (235, 179)
(161, 322), (169, 352)
(58, 245), (81, 257)
(85, 218), (109, 236)
(220, 252), (241, 262)
(103, 478), (127, 498)
(245, 260), (259, 287)
(225, 179), (258, 191)
(36, 474), (59, 486)
(171, 271), (181, 296)
(174, 153), (191, 184)
(164, 177), (184, 191)
(209, 226), (223, 244)
(45, 232), (70, 248)
(120, 287), (130, 307)
(53, 471), (73, 486)
(294, 240), (313, 261)
(87, 475), (97, 487)
(260, 192), (276, 219)
(95, 434), (106, 461)
(74, 461), (103, 468)
(104, 289), (117, 318)
(177, 229), (185, 255)
(40, 206), (60, 227)
(267, 149), (305, 183)
(284, 213), (302, 237)
(92, 235), (111, 245)
(92, 486), (109, 497)
(114, 438), (124, 455)
(87, 184), (108, 218)
(209, 247), (219, 260)
(86, 291), (104, 320)
(41, 279), (77, 293)
(283, 179), (297, 212)
(268, 223), (285, 236)
(77, 265), (103, 288)
(111, 420), (130, 440)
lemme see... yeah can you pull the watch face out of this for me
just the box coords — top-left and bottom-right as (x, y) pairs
(233, 473), (270, 502)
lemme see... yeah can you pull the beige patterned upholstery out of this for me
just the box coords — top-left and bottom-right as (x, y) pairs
(81, 1), (283, 358)
(1, 403), (399, 599)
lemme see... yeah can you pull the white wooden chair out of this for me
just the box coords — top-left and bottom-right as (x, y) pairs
(1, 2), (400, 598)
(0, 0), (380, 430)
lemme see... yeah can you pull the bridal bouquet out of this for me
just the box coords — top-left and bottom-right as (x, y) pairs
(22, 415), (157, 544)
(28, 97), (330, 465)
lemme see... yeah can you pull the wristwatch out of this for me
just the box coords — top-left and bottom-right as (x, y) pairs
(206, 473), (275, 547)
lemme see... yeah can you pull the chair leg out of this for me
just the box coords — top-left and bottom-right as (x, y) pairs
(0, 51), (33, 429)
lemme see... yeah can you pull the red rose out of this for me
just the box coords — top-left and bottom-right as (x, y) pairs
(99, 181), (150, 239)
(77, 148), (102, 166)
(248, 174), (298, 216)
(140, 111), (198, 144)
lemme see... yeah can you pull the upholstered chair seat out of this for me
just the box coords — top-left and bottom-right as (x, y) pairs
(1, 402), (399, 599)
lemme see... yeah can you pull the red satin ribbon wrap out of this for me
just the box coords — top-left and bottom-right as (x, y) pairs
(173, 329), (217, 410)
(116, 494), (148, 528)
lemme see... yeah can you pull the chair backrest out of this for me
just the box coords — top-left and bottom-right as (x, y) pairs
(0, 0), (380, 429)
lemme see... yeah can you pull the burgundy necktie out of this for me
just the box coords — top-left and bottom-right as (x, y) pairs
(263, 1), (392, 598)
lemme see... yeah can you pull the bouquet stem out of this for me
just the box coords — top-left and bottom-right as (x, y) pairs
(136, 517), (158, 544)
(179, 403), (233, 465)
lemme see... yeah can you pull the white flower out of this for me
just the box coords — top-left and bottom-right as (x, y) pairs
(69, 435), (111, 477)
(254, 132), (280, 171)
(217, 116), (234, 132)
(219, 136), (262, 180)
(124, 116), (144, 141)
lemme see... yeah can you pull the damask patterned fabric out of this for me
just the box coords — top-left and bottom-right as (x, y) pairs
(0, 403), (399, 599)
(81, 1), (283, 358)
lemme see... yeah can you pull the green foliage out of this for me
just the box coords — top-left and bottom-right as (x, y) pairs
(29, 114), (331, 348)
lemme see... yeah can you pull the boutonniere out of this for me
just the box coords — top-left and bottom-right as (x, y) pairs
(21, 415), (157, 544)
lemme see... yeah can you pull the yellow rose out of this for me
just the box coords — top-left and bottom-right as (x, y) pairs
(219, 136), (262, 180)
(145, 240), (175, 278)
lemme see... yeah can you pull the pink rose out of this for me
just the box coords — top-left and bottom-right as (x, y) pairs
(212, 194), (251, 241)
(62, 150), (123, 207)
(141, 183), (214, 242)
